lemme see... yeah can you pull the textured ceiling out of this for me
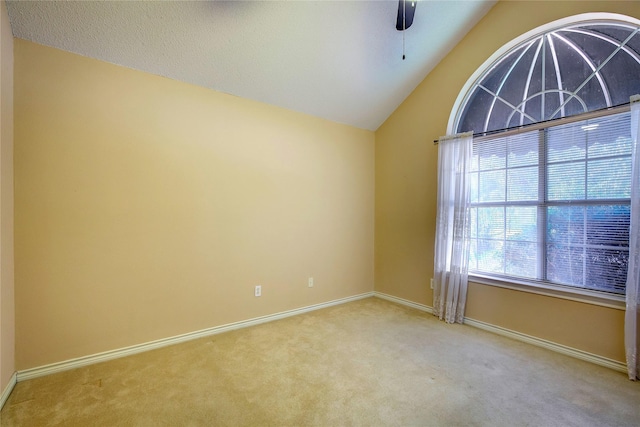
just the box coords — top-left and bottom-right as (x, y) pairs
(6, 0), (496, 130)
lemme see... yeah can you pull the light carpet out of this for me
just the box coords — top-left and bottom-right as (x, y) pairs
(2, 297), (639, 426)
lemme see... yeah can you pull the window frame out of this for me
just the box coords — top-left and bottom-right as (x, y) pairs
(467, 104), (631, 310)
(447, 13), (640, 309)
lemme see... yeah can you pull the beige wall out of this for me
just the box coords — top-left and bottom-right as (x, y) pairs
(10, 0), (639, 374)
(14, 40), (375, 370)
(375, 1), (639, 363)
(0, 0), (15, 392)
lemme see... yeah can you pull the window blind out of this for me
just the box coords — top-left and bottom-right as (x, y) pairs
(469, 110), (632, 294)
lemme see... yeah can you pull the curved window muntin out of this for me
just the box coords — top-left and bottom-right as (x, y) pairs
(448, 13), (640, 135)
(507, 89), (586, 126)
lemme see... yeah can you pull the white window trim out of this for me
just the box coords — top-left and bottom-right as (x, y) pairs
(469, 273), (625, 310)
(449, 12), (640, 308)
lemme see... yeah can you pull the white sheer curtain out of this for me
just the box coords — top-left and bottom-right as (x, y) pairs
(433, 132), (472, 324)
(626, 95), (640, 380)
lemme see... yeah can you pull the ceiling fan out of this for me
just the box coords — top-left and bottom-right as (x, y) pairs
(396, 0), (417, 60)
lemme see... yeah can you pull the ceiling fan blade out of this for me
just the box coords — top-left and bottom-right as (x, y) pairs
(396, 0), (417, 31)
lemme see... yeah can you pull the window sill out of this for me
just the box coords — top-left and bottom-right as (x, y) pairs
(468, 274), (626, 310)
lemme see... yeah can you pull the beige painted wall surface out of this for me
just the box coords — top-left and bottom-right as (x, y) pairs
(375, 1), (639, 362)
(14, 40), (375, 370)
(0, 0), (15, 392)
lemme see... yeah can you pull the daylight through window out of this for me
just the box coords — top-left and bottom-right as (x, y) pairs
(469, 110), (631, 294)
(454, 17), (640, 296)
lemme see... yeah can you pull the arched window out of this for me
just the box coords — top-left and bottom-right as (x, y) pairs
(449, 14), (640, 299)
(453, 15), (640, 134)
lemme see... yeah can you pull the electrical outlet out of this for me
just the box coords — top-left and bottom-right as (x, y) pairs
(308, 277), (314, 287)
(255, 285), (262, 297)
(430, 278), (434, 289)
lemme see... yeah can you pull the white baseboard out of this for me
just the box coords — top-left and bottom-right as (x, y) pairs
(463, 317), (627, 373)
(17, 292), (374, 382)
(373, 291), (627, 374)
(0, 371), (17, 410)
(16, 290), (626, 384)
(374, 291), (434, 314)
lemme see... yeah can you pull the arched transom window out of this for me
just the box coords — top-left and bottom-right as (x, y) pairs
(455, 19), (640, 134)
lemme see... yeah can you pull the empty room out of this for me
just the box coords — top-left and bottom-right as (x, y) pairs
(1, 0), (640, 425)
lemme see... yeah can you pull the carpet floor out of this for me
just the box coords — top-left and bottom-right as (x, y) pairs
(1, 297), (639, 426)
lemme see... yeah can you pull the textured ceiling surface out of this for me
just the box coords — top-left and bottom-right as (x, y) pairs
(6, 0), (496, 130)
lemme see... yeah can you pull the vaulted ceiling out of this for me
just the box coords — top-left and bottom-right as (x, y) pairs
(6, 1), (496, 130)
